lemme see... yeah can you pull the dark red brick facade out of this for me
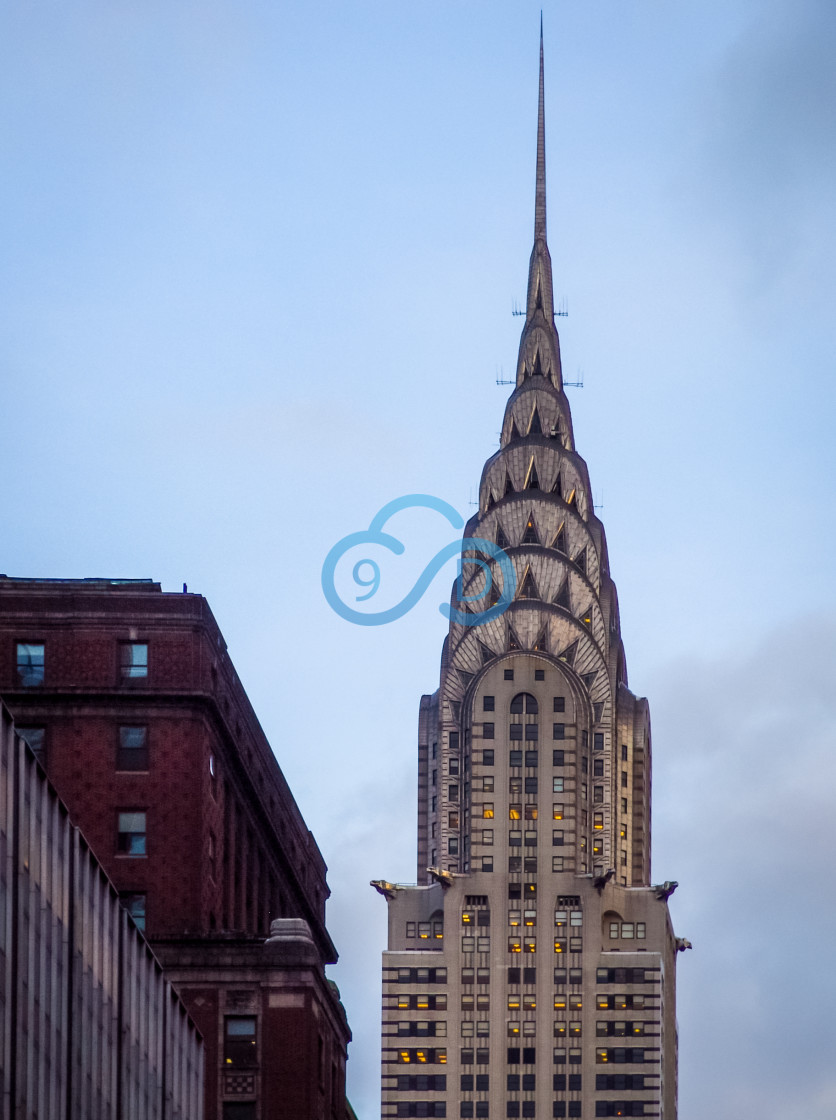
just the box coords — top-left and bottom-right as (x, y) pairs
(0, 576), (353, 1120)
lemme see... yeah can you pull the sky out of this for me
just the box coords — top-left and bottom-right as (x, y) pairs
(2, 1), (836, 1116)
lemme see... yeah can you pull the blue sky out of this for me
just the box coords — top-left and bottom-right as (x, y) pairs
(2, 3), (836, 1117)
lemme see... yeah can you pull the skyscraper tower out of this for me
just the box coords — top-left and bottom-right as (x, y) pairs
(377, 26), (684, 1120)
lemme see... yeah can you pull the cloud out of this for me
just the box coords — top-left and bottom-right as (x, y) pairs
(652, 613), (836, 1119)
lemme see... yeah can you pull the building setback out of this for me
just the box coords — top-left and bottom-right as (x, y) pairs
(0, 701), (204, 1120)
(0, 578), (353, 1120)
(376, 29), (687, 1120)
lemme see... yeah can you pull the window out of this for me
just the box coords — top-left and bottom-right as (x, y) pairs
(525, 724), (539, 741)
(483, 804), (495, 819)
(593, 813), (604, 831)
(117, 811), (147, 856)
(535, 669), (545, 681)
(524, 831), (537, 847)
(510, 725), (523, 741)
(484, 723), (495, 739)
(553, 724), (565, 740)
(449, 838), (459, 855)
(450, 757), (460, 776)
(593, 758), (604, 776)
(552, 856), (564, 872)
(508, 938), (522, 954)
(222, 1105), (257, 1120)
(120, 642), (148, 680)
(621, 744), (628, 761)
(524, 805), (538, 820)
(504, 669), (514, 681)
(553, 804), (564, 820)
(483, 750), (495, 766)
(510, 803), (522, 819)
(484, 696), (495, 711)
(16, 643), (44, 686)
(17, 727), (45, 761)
(117, 726), (148, 770)
(552, 831), (564, 847)
(510, 693), (538, 714)
(593, 733), (603, 751)
(525, 776), (538, 794)
(510, 751), (523, 767)
(224, 1016), (257, 1066)
(121, 892), (146, 932)
(593, 786), (603, 803)
(553, 697), (565, 712)
(449, 785), (459, 802)
(482, 857), (494, 872)
(525, 751), (538, 767)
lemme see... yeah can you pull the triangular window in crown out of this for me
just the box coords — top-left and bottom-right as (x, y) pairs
(535, 275), (543, 311)
(521, 513), (540, 545)
(458, 669), (475, 688)
(495, 523), (510, 551)
(532, 626), (549, 653)
(579, 605), (593, 630)
(510, 419), (521, 441)
(479, 642), (495, 664)
(523, 456), (540, 491)
(504, 472), (515, 497)
(550, 522), (567, 554)
(566, 488), (577, 508)
(450, 701), (461, 721)
(532, 349), (544, 378)
(486, 491), (496, 511)
(574, 547), (587, 575)
(558, 640), (578, 667)
(581, 671), (598, 690)
(593, 702), (604, 723)
(488, 582), (500, 608)
(517, 565), (539, 600)
(528, 407), (542, 437)
(554, 578), (571, 611)
(551, 472), (563, 499)
(508, 627), (523, 652)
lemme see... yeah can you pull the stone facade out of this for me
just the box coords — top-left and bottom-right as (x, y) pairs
(377, 28), (684, 1120)
(0, 701), (204, 1119)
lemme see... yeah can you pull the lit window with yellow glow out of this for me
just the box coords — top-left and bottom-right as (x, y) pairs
(553, 804), (564, 820)
(508, 994), (521, 1010)
(482, 803), (494, 819)
(554, 939), (567, 954)
(524, 938), (536, 953)
(525, 804), (538, 820)
(593, 813), (604, 830)
(508, 938), (522, 953)
(524, 910), (536, 927)
(462, 911), (474, 925)
(509, 804), (522, 820)
(508, 911), (521, 926)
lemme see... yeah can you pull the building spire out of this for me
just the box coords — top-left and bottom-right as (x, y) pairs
(535, 13), (546, 243)
(521, 17), (557, 372)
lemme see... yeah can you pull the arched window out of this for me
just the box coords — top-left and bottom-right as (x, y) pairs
(510, 693), (539, 715)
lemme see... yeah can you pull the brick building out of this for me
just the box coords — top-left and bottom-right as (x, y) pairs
(375, 28), (687, 1120)
(0, 576), (353, 1120)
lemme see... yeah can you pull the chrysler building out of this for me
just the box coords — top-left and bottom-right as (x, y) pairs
(376, 25), (684, 1120)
